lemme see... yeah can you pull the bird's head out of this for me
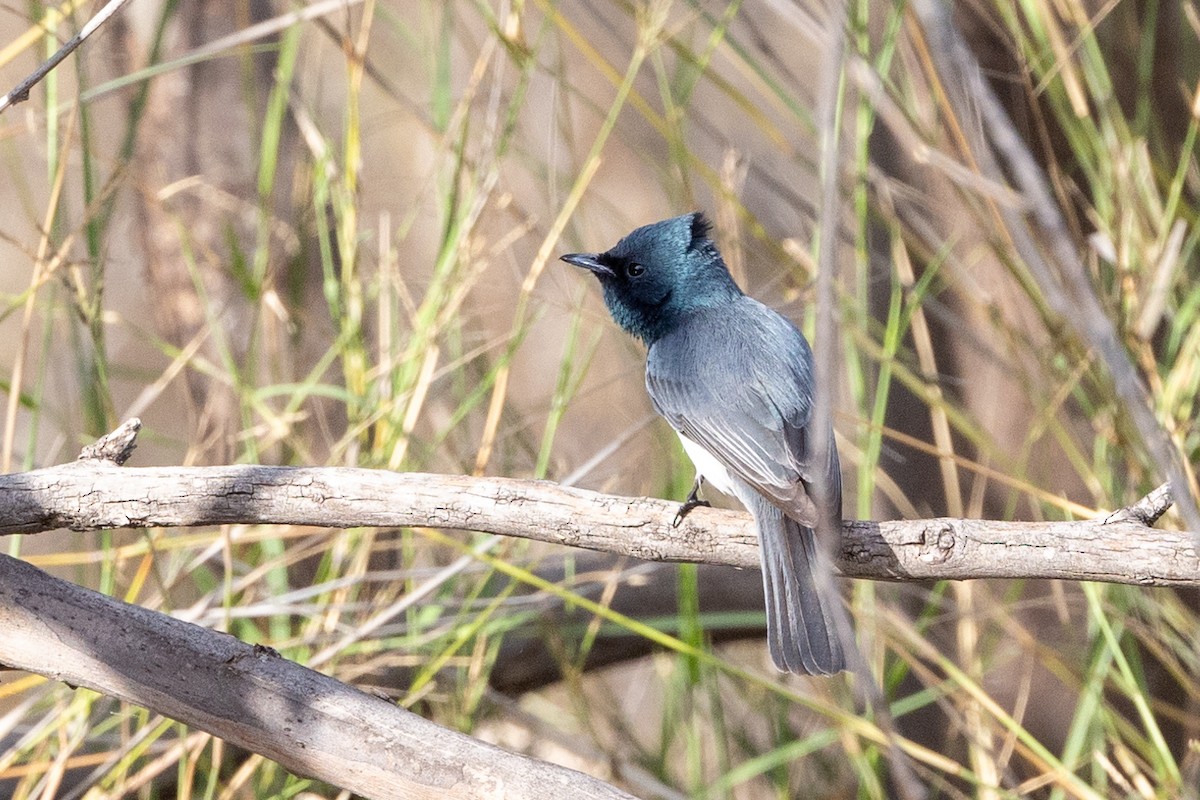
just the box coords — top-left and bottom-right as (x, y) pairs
(560, 212), (741, 344)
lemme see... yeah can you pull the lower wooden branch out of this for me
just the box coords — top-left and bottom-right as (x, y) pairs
(0, 555), (634, 800)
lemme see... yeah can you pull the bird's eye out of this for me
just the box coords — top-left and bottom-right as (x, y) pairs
(625, 262), (645, 278)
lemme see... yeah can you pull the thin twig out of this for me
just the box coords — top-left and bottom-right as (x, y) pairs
(0, 0), (133, 114)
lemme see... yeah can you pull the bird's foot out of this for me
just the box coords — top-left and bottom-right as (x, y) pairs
(672, 479), (710, 527)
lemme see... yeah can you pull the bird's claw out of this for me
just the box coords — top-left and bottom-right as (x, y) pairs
(672, 480), (710, 527)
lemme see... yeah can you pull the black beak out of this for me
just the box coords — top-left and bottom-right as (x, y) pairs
(560, 252), (614, 277)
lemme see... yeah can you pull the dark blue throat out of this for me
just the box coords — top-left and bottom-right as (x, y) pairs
(601, 277), (741, 345)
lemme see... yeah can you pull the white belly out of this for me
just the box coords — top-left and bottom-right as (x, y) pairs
(677, 432), (736, 496)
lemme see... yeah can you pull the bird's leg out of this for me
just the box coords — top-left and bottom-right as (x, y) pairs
(673, 476), (711, 527)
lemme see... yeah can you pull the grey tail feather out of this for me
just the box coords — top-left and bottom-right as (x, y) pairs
(753, 499), (845, 675)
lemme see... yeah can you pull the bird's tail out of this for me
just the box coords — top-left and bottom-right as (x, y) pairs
(752, 498), (845, 675)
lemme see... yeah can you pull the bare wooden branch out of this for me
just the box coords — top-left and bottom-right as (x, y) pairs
(0, 442), (1196, 586)
(0, 555), (634, 800)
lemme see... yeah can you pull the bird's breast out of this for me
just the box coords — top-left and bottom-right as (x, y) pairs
(676, 432), (736, 496)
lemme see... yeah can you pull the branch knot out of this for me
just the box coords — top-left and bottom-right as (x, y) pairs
(918, 522), (956, 565)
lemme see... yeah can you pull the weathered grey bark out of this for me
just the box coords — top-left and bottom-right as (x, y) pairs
(2, 420), (1195, 586)
(0, 555), (635, 800)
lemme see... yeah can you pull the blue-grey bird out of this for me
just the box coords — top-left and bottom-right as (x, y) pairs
(561, 212), (845, 674)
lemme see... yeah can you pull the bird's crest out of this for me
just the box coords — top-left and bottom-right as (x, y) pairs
(688, 211), (712, 250)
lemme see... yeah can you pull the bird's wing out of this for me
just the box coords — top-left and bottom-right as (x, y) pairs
(646, 308), (837, 528)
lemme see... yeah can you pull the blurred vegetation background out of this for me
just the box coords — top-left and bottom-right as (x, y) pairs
(1, 0), (1199, 797)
